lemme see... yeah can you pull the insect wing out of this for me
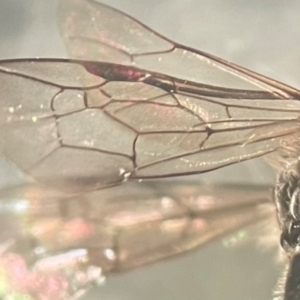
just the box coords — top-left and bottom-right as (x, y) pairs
(57, 0), (300, 98)
(1, 2), (300, 190)
(0, 181), (274, 299)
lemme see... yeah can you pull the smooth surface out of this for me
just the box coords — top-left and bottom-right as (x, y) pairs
(1, 0), (300, 299)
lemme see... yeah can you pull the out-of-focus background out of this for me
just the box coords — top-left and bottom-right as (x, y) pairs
(1, 0), (300, 299)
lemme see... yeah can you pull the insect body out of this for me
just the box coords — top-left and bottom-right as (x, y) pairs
(0, 0), (300, 299)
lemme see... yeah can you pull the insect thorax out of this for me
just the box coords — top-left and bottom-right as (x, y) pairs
(275, 169), (300, 255)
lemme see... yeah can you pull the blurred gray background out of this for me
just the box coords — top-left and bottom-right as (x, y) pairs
(1, 0), (300, 299)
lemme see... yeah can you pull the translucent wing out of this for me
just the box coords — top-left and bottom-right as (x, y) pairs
(1, 1), (300, 192)
(0, 181), (275, 299)
(57, 0), (300, 98)
(0, 60), (300, 192)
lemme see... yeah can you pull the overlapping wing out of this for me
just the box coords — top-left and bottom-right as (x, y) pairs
(1, 0), (300, 192)
(0, 181), (275, 299)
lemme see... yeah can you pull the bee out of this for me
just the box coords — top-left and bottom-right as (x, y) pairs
(0, 1), (299, 299)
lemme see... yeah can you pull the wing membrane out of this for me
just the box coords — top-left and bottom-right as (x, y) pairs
(1, 59), (300, 190)
(0, 181), (275, 298)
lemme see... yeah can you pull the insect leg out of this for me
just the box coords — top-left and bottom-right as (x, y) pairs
(284, 249), (300, 300)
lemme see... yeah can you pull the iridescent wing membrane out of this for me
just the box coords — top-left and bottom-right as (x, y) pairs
(1, 0), (300, 192)
(0, 181), (275, 299)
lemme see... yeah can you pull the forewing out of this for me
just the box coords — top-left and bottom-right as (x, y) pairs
(0, 181), (275, 299)
(1, 59), (300, 191)
(2, 1), (300, 191)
